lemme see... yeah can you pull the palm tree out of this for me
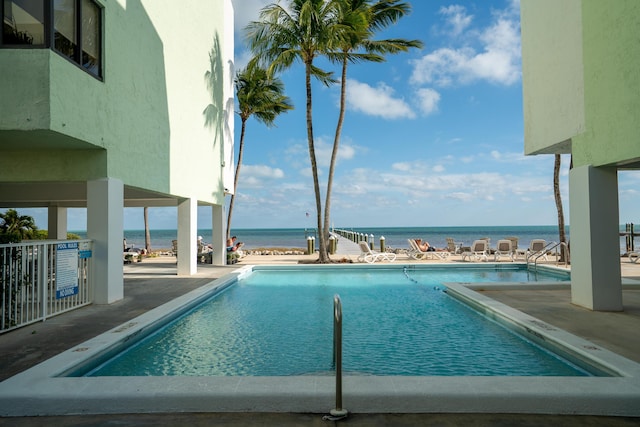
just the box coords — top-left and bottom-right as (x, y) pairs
(227, 62), (294, 240)
(323, 0), (422, 251)
(554, 154), (568, 262)
(144, 207), (151, 254)
(0, 209), (38, 243)
(246, 0), (340, 262)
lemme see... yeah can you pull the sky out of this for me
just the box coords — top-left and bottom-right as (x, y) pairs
(11, 0), (640, 231)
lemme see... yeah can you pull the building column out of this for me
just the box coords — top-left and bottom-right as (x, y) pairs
(569, 165), (622, 311)
(87, 178), (124, 304)
(47, 206), (67, 240)
(177, 198), (197, 276)
(211, 204), (225, 265)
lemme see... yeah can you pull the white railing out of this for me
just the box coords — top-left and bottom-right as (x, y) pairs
(1, 240), (93, 333)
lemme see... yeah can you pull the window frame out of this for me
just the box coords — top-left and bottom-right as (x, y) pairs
(1, 0), (103, 80)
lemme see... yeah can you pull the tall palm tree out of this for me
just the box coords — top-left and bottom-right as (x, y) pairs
(0, 209), (37, 243)
(246, 0), (340, 262)
(323, 0), (422, 250)
(227, 62), (293, 240)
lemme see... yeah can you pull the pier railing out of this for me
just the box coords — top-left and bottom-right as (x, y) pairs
(1, 240), (93, 333)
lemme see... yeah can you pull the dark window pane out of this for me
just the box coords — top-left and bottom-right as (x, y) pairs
(3, 0), (45, 45)
(81, 0), (99, 75)
(54, 0), (76, 59)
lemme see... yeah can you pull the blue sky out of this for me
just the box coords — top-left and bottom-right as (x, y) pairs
(229, 0), (639, 229)
(13, 0), (640, 231)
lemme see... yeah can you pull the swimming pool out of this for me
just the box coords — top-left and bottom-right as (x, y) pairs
(80, 266), (582, 377)
(2, 264), (640, 417)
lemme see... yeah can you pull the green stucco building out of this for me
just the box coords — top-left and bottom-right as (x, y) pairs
(521, 0), (640, 310)
(0, 0), (235, 303)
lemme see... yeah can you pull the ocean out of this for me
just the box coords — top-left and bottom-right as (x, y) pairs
(73, 225), (578, 252)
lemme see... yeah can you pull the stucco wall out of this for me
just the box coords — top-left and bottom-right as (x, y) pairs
(142, 0), (234, 206)
(0, 49), (51, 132)
(521, 0), (640, 167)
(521, 0), (585, 155)
(571, 0), (640, 168)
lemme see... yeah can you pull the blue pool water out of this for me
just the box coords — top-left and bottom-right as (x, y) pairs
(85, 266), (585, 377)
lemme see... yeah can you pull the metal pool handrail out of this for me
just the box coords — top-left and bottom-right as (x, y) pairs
(328, 294), (348, 420)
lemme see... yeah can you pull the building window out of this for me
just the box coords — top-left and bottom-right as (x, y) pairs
(2, 0), (46, 45)
(1, 0), (102, 78)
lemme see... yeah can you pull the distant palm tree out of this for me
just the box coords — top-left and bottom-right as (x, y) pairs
(227, 62), (293, 240)
(554, 154), (568, 262)
(247, 0), (340, 262)
(0, 209), (38, 243)
(323, 0), (423, 248)
(144, 207), (151, 254)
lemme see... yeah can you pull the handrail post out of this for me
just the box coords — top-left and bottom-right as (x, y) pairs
(330, 295), (348, 418)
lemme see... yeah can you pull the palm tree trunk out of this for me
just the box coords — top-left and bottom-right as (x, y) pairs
(323, 57), (348, 253)
(305, 61), (329, 262)
(144, 207), (151, 254)
(553, 154), (567, 262)
(227, 118), (247, 241)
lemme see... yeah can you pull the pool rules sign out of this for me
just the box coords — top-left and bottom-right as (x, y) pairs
(56, 242), (79, 299)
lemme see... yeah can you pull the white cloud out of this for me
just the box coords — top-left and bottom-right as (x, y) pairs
(410, 5), (521, 87)
(392, 162), (412, 172)
(439, 5), (473, 37)
(346, 79), (416, 119)
(415, 88), (440, 116)
(240, 164), (285, 187)
(314, 137), (357, 168)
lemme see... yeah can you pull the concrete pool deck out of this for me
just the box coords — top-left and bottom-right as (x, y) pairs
(1, 251), (640, 425)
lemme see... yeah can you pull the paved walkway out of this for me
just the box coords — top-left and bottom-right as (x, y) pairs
(1, 253), (640, 425)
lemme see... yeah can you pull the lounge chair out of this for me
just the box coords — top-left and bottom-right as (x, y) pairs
(446, 237), (463, 254)
(494, 239), (514, 262)
(461, 240), (489, 262)
(517, 239), (548, 262)
(358, 241), (396, 263)
(505, 236), (519, 258)
(629, 252), (639, 263)
(407, 239), (449, 260)
(197, 238), (213, 264)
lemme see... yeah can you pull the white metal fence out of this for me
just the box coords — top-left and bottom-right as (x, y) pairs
(1, 240), (93, 333)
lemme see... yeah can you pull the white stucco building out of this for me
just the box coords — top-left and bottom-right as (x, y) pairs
(521, 0), (640, 310)
(0, 0), (235, 303)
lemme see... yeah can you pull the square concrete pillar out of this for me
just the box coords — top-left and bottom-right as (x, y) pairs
(569, 165), (622, 311)
(47, 206), (67, 240)
(211, 204), (225, 265)
(87, 178), (124, 304)
(177, 198), (197, 276)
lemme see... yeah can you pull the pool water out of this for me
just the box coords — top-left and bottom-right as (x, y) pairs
(85, 267), (585, 377)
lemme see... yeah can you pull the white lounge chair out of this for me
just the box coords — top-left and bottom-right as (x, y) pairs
(522, 239), (548, 262)
(446, 237), (463, 254)
(407, 239), (449, 260)
(494, 239), (514, 262)
(197, 238), (213, 264)
(358, 241), (396, 263)
(629, 252), (639, 263)
(461, 240), (489, 262)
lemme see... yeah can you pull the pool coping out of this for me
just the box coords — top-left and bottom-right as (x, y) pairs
(1, 263), (640, 417)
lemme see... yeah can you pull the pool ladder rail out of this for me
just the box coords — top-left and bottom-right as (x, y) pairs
(528, 241), (570, 271)
(325, 294), (348, 421)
